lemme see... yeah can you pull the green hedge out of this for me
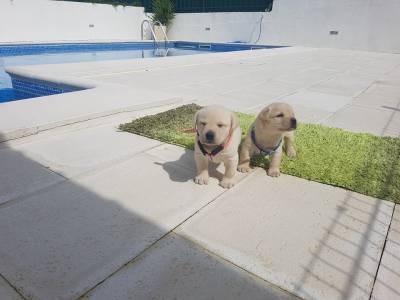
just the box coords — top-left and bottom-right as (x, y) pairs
(142, 0), (274, 12)
(57, 0), (142, 7)
(59, 0), (274, 12)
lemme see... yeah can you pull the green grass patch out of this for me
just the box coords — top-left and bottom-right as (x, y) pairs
(120, 104), (400, 203)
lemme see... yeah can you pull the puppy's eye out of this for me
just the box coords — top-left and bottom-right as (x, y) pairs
(275, 113), (284, 118)
(200, 122), (206, 126)
(217, 124), (226, 128)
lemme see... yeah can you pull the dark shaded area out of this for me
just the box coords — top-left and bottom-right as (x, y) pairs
(0, 130), (297, 300)
(154, 148), (225, 183)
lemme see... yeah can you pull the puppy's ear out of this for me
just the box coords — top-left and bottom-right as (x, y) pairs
(193, 110), (199, 129)
(230, 112), (239, 132)
(258, 107), (271, 123)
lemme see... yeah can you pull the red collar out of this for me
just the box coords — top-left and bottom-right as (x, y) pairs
(196, 129), (233, 157)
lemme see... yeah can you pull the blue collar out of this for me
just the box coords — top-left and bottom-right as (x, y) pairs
(251, 126), (282, 156)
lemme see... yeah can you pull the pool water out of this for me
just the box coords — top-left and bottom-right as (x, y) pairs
(0, 42), (282, 103)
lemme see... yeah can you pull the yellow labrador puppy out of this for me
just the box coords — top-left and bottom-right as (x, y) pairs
(238, 103), (297, 177)
(194, 106), (241, 188)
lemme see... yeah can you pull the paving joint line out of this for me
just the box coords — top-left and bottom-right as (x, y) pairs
(60, 141), (166, 182)
(0, 177), (68, 210)
(0, 273), (27, 300)
(0, 141), (164, 210)
(173, 169), (305, 299)
(368, 204), (396, 300)
(244, 65), (356, 114)
(0, 99), (182, 144)
(179, 235), (304, 300)
(77, 168), (257, 299)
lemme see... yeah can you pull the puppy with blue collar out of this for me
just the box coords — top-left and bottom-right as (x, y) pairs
(194, 106), (241, 188)
(238, 103), (297, 177)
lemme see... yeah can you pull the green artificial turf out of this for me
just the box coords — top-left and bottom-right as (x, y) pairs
(120, 104), (400, 203)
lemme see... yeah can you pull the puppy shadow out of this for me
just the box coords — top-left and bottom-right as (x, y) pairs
(154, 148), (224, 183)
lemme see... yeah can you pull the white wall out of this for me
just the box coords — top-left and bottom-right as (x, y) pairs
(168, 0), (400, 53)
(0, 0), (147, 43)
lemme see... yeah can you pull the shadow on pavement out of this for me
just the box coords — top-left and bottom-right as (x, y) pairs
(0, 131), (296, 300)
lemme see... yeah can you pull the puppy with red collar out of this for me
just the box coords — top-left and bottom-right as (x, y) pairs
(194, 106), (241, 189)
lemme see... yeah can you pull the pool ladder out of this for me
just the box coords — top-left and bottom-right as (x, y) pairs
(140, 20), (169, 57)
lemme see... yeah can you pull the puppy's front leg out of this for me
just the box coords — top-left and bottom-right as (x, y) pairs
(194, 153), (209, 185)
(238, 138), (252, 173)
(220, 156), (238, 189)
(267, 150), (282, 177)
(284, 131), (296, 158)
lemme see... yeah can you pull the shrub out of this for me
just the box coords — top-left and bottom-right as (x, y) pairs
(151, 0), (175, 27)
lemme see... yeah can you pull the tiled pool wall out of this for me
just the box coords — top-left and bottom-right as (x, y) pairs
(0, 42), (159, 57)
(10, 74), (85, 100)
(173, 41), (286, 52)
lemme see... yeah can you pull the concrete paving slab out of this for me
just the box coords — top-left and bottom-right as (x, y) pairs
(322, 104), (400, 137)
(177, 169), (394, 300)
(182, 73), (313, 112)
(0, 147), (64, 205)
(145, 143), (196, 172)
(84, 233), (298, 300)
(145, 143), (250, 185)
(379, 73), (400, 86)
(371, 205), (400, 300)
(0, 85), (181, 142)
(199, 73), (267, 94)
(14, 125), (161, 178)
(0, 153), (224, 300)
(219, 92), (280, 112)
(0, 104), (180, 150)
(162, 83), (221, 99)
(282, 91), (352, 113)
(247, 102), (332, 124)
(353, 83), (400, 110)
(308, 75), (374, 97)
(258, 80), (310, 95)
(91, 72), (180, 90)
(194, 93), (274, 113)
(89, 63), (252, 89)
(0, 276), (23, 300)
(275, 68), (340, 87)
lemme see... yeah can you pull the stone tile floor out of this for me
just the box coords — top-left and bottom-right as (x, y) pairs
(1, 46), (399, 299)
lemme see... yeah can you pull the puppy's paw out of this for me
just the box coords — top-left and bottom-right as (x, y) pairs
(237, 165), (251, 173)
(194, 175), (209, 185)
(267, 168), (281, 177)
(286, 147), (297, 158)
(220, 178), (236, 189)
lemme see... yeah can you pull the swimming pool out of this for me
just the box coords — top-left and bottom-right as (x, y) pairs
(0, 41), (283, 103)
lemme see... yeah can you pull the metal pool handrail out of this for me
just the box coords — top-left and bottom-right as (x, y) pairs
(141, 19), (158, 43)
(152, 21), (169, 43)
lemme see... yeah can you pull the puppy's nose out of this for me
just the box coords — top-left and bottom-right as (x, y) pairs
(205, 131), (215, 142)
(290, 117), (297, 129)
